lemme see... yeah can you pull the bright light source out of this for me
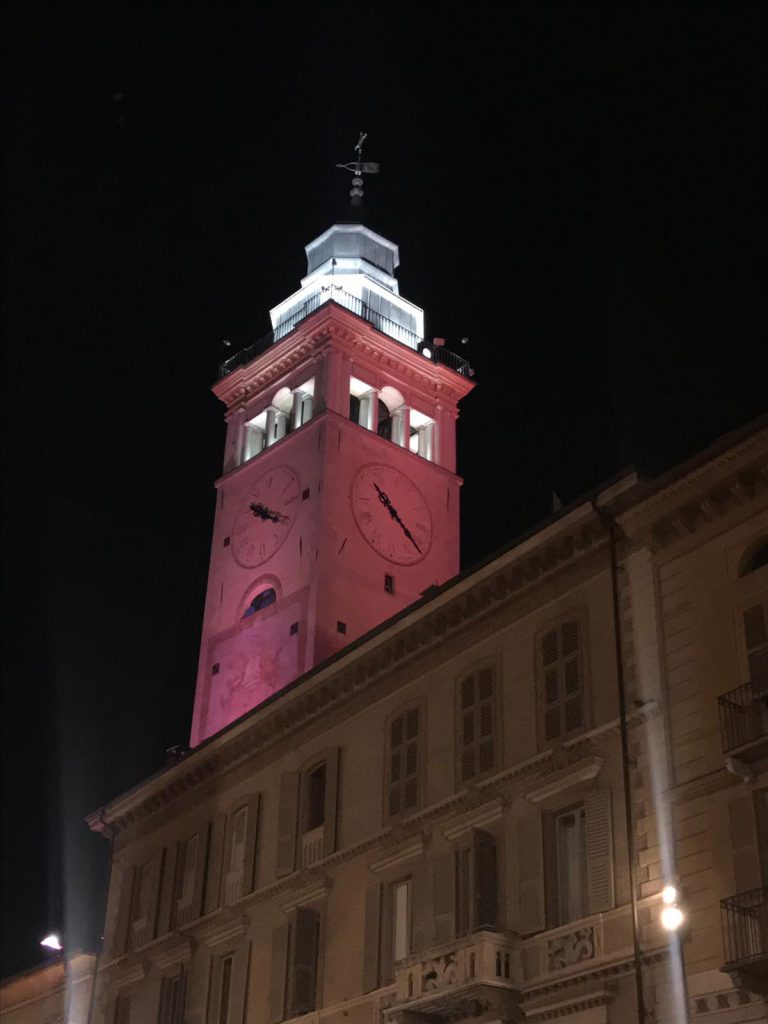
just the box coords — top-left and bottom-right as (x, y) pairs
(661, 884), (678, 905)
(421, 347), (432, 359)
(40, 933), (62, 951)
(660, 905), (684, 932)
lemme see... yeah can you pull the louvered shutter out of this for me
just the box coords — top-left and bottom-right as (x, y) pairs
(276, 772), (299, 877)
(411, 855), (430, 953)
(542, 621), (583, 742)
(322, 748), (340, 857)
(585, 789), (615, 914)
(432, 850), (455, 943)
(388, 709), (420, 818)
(268, 923), (289, 1024)
(518, 813), (545, 934)
(205, 817), (225, 915)
(190, 826), (209, 920)
(288, 908), (319, 1017)
(459, 667), (496, 782)
(181, 835), (198, 900)
(362, 883), (382, 992)
(243, 793), (261, 894)
(144, 857), (162, 941)
(157, 844), (179, 936)
(729, 794), (761, 892)
(744, 601), (768, 692)
(473, 829), (498, 929)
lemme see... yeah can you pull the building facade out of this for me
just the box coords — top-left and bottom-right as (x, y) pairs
(76, 210), (768, 1024)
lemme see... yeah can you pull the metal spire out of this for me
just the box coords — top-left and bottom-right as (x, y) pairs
(336, 132), (380, 206)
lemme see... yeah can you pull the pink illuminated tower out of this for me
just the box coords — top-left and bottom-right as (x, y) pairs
(190, 151), (475, 745)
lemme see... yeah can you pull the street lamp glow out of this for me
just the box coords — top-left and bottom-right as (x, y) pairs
(40, 933), (62, 951)
(421, 346), (432, 359)
(661, 884), (678, 905)
(660, 905), (685, 932)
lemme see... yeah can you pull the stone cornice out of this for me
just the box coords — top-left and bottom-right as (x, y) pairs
(617, 423), (768, 550)
(89, 505), (614, 838)
(212, 303), (474, 412)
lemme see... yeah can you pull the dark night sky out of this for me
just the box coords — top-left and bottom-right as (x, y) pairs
(1, 0), (765, 979)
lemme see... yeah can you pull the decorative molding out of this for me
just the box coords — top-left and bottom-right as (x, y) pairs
(279, 876), (331, 914)
(525, 757), (603, 805)
(370, 839), (425, 874)
(442, 797), (505, 840)
(198, 914), (249, 949)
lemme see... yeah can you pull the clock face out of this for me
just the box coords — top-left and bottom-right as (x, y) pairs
(231, 465), (301, 568)
(350, 463), (433, 565)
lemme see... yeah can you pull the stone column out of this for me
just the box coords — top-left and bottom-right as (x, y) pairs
(301, 394), (313, 424)
(291, 389), (306, 430)
(418, 422), (435, 461)
(265, 406), (277, 446)
(364, 388), (379, 431)
(392, 405), (411, 447)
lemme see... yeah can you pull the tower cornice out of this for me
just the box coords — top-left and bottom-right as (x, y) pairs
(213, 302), (474, 413)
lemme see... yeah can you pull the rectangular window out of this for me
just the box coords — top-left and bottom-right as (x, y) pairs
(458, 666), (497, 782)
(217, 956), (233, 1024)
(743, 600), (768, 693)
(454, 829), (498, 937)
(541, 619), (584, 743)
(392, 880), (411, 963)
(287, 907), (319, 1017)
(114, 995), (132, 1024)
(554, 806), (587, 926)
(544, 791), (615, 927)
(388, 709), (420, 818)
(159, 968), (187, 1024)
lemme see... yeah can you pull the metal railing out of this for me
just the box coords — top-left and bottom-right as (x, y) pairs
(218, 288), (472, 378)
(718, 681), (768, 753)
(721, 887), (768, 966)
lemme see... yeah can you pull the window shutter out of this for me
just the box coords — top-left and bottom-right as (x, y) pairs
(410, 855), (430, 953)
(432, 850), (455, 943)
(180, 835), (199, 901)
(473, 829), (498, 930)
(585, 789), (615, 914)
(276, 772), (299, 877)
(322, 748), (340, 857)
(743, 601), (768, 688)
(541, 620), (583, 742)
(157, 844), (179, 936)
(288, 908), (319, 1017)
(729, 794), (761, 892)
(389, 710), (420, 818)
(459, 667), (497, 782)
(518, 813), (545, 934)
(268, 923), (290, 1024)
(362, 882), (382, 992)
(144, 857), (162, 941)
(205, 817), (226, 915)
(243, 793), (261, 894)
(190, 826), (209, 920)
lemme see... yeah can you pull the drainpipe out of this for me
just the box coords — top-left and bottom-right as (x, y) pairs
(592, 501), (648, 1024)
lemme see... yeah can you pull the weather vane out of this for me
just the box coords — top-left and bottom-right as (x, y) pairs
(336, 132), (380, 205)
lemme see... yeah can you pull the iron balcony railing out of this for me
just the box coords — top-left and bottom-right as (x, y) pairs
(218, 288), (472, 379)
(718, 680), (768, 753)
(721, 887), (768, 966)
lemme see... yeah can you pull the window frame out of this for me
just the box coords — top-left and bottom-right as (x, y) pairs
(454, 660), (502, 787)
(535, 609), (591, 750)
(384, 702), (426, 823)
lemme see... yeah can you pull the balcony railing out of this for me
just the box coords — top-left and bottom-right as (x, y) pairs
(721, 887), (768, 967)
(718, 681), (768, 754)
(301, 826), (324, 868)
(218, 289), (472, 379)
(389, 930), (519, 1018)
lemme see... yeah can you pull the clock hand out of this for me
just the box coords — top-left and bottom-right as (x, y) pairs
(372, 483), (421, 552)
(249, 502), (288, 523)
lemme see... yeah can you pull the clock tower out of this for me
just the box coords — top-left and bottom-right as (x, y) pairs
(190, 194), (474, 745)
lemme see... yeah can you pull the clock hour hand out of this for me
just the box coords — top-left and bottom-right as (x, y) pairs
(373, 483), (421, 552)
(249, 502), (288, 523)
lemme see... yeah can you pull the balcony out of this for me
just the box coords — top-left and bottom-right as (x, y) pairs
(301, 826), (324, 868)
(519, 905), (636, 987)
(721, 887), (768, 995)
(718, 681), (768, 760)
(218, 290), (472, 379)
(385, 930), (520, 1024)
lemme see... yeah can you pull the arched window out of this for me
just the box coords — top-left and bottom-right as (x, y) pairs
(740, 538), (768, 577)
(376, 398), (393, 440)
(242, 587), (276, 618)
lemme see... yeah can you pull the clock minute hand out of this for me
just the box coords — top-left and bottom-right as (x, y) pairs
(373, 483), (421, 553)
